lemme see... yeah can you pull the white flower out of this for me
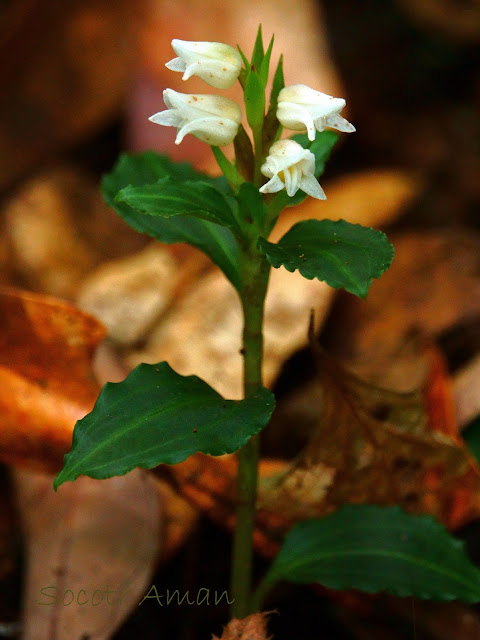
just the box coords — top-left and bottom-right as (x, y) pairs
(166, 39), (242, 90)
(148, 89), (242, 146)
(259, 139), (326, 200)
(277, 84), (355, 142)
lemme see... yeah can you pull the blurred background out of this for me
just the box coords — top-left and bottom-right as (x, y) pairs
(1, 0), (480, 638)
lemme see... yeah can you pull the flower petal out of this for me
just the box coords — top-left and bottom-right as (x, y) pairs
(182, 62), (200, 81)
(284, 166), (301, 197)
(277, 102), (316, 140)
(326, 113), (356, 133)
(148, 110), (183, 127)
(259, 175), (286, 194)
(299, 175), (327, 200)
(165, 57), (186, 73)
(313, 116), (327, 133)
(176, 116), (239, 146)
(263, 140), (311, 174)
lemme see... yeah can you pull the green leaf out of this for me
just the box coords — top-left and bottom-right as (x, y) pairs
(54, 362), (275, 489)
(258, 219), (394, 299)
(211, 146), (245, 188)
(237, 45), (249, 69)
(269, 54), (285, 108)
(262, 55), (284, 151)
(263, 505), (480, 602)
(251, 24), (264, 70)
(237, 182), (266, 231)
(102, 151), (242, 292)
(116, 177), (239, 231)
(234, 125), (254, 183)
(259, 35), (274, 87)
(244, 71), (266, 130)
(293, 130), (339, 178)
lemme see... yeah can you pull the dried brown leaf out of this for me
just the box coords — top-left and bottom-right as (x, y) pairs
(212, 612), (272, 640)
(259, 345), (480, 530)
(13, 467), (161, 640)
(78, 243), (208, 346)
(3, 168), (148, 298)
(323, 230), (480, 391)
(0, 286), (104, 472)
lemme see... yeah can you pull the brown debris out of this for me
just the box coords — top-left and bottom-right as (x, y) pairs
(212, 612), (272, 640)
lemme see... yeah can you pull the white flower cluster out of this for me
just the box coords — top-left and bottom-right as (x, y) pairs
(149, 40), (242, 147)
(149, 39), (355, 200)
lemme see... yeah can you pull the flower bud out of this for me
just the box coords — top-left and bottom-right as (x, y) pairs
(259, 139), (326, 200)
(166, 39), (243, 90)
(277, 84), (355, 141)
(149, 89), (242, 146)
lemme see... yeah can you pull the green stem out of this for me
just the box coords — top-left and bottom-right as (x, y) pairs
(250, 574), (275, 613)
(210, 146), (244, 188)
(231, 434), (260, 618)
(230, 253), (270, 618)
(252, 127), (264, 187)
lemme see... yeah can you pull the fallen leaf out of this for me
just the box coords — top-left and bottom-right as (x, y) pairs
(258, 343), (480, 532)
(454, 354), (480, 429)
(321, 230), (480, 391)
(129, 267), (333, 399)
(4, 171), (97, 298)
(164, 344), (480, 560)
(2, 168), (148, 298)
(154, 477), (199, 564)
(12, 467), (161, 640)
(0, 286), (104, 472)
(78, 243), (208, 346)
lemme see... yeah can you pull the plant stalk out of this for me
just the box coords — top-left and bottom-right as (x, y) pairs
(252, 127), (264, 187)
(250, 574), (274, 613)
(230, 254), (269, 618)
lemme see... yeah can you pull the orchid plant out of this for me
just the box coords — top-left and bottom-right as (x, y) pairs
(54, 28), (480, 628)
